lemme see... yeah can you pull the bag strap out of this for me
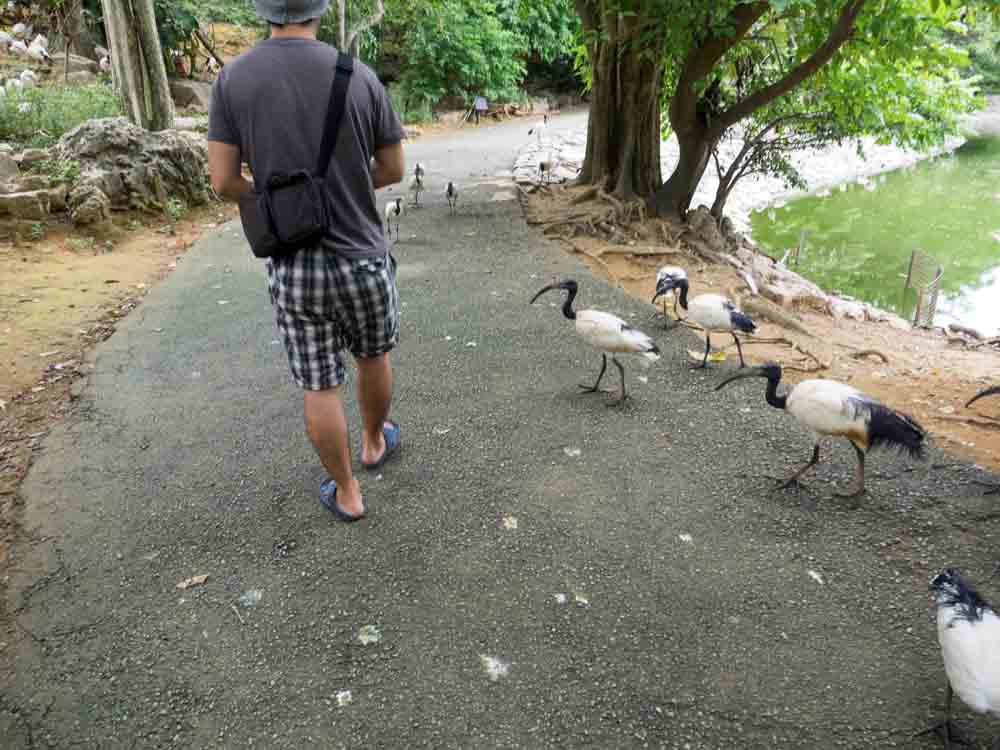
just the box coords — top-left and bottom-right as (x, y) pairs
(315, 52), (355, 178)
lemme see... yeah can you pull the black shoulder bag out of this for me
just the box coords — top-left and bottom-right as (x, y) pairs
(238, 52), (355, 259)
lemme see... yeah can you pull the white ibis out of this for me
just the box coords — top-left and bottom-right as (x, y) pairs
(445, 181), (458, 214)
(99, 55), (111, 73)
(26, 39), (48, 64)
(530, 279), (660, 406)
(664, 276), (756, 367)
(918, 569), (1000, 748)
(95, 45), (110, 60)
(11, 22), (26, 40)
(528, 114), (548, 143)
(538, 157), (552, 183)
(967, 385), (1000, 408)
(715, 362), (925, 501)
(650, 266), (688, 327)
(18, 69), (35, 87)
(408, 164), (424, 207)
(384, 197), (402, 240)
(9, 39), (27, 58)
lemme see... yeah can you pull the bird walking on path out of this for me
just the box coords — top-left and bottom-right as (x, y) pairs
(408, 173), (424, 207)
(531, 279), (660, 407)
(528, 114), (548, 143)
(446, 181), (458, 214)
(967, 385), (1000, 409)
(917, 569), (1000, 748)
(715, 362), (925, 501)
(650, 266), (688, 328)
(664, 273), (755, 367)
(384, 197), (403, 240)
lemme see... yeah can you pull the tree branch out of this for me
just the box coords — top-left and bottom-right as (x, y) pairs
(345, 0), (385, 52)
(714, 0), (867, 133)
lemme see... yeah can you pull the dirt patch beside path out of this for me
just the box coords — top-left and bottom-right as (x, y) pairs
(524, 185), (1000, 475)
(0, 203), (238, 566)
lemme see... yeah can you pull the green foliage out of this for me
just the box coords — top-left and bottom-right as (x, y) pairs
(388, 84), (433, 123)
(0, 84), (121, 147)
(165, 198), (187, 223)
(28, 221), (46, 241)
(31, 157), (82, 185)
(398, 0), (527, 106)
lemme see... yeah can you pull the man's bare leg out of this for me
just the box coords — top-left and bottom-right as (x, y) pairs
(304, 387), (363, 516)
(356, 353), (393, 465)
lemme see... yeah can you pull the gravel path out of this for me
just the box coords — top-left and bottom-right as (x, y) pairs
(2, 114), (999, 749)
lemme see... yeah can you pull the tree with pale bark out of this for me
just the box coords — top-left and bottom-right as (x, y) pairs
(572, 0), (980, 220)
(333, 0), (385, 57)
(98, 0), (174, 130)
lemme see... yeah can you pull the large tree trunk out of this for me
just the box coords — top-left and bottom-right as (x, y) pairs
(576, 2), (662, 200)
(334, 0), (384, 58)
(654, 123), (716, 220)
(100, 0), (174, 130)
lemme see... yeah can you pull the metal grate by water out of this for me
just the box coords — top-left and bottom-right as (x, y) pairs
(903, 249), (943, 328)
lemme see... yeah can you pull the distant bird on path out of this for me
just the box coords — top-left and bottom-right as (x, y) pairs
(531, 278), (660, 407)
(918, 569), (1000, 748)
(528, 114), (548, 143)
(650, 265), (688, 328)
(715, 361), (924, 501)
(384, 197), (403, 240)
(445, 181), (458, 214)
(663, 273), (755, 367)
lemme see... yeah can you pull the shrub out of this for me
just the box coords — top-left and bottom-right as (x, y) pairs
(0, 84), (121, 147)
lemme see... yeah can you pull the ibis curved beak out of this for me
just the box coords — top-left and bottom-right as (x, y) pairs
(651, 278), (676, 303)
(967, 384), (1000, 409)
(714, 366), (768, 392)
(530, 284), (559, 305)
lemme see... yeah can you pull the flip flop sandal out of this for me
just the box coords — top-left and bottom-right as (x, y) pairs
(361, 420), (401, 471)
(319, 478), (365, 522)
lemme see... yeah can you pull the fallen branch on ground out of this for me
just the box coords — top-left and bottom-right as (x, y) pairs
(931, 414), (1000, 430)
(847, 348), (890, 363)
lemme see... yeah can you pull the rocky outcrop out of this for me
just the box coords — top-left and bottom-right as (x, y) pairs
(68, 184), (111, 226)
(54, 117), (210, 216)
(48, 52), (100, 75)
(0, 153), (18, 182)
(0, 189), (50, 219)
(169, 79), (212, 111)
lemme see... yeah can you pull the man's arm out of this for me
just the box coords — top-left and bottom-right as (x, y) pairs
(208, 141), (252, 202)
(372, 142), (404, 190)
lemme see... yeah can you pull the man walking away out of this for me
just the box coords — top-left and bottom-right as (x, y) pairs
(207, 0), (406, 522)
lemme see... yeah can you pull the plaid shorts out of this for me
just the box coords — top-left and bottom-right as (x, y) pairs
(266, 249), (400, 390)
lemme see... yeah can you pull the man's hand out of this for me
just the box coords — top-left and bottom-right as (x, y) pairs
(208, 141), (252, 202)
(372, 142), (404, 190)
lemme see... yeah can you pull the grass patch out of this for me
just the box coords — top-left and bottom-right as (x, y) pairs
(388, 84), (434, 125)
(0, 84), (121, 148)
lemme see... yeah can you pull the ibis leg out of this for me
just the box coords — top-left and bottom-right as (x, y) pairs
(834, 443), (866, 503)
(608, 356), (627, 406)
(778, 443), (821, 490)
(732, 333), (747, 368)
(693, 334), (711, 369)
(914, 683), (967, 749)
(579, 354), (610, 393)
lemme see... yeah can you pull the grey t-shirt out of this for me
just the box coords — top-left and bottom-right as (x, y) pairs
(208, 38), (404, 259)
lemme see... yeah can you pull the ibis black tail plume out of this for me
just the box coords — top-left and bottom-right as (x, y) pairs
(866, 404), (925, 458)
(730, 310), (756, 334)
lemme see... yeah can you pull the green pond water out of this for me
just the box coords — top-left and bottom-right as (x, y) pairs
(750, 136), (1000, 336)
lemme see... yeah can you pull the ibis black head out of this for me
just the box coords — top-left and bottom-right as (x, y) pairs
(530, 279), (577, 305)
(967, 384), (1000, 409)
(931, 568), (991, 620)
(714, 361), (782, 392)
(652, 275), (689, 304)
(931, 569), (964, 597)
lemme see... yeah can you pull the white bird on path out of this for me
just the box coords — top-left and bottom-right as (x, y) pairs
(528, 114), (548, 143)
(408, 163), (424, 207)
(445, 181), (458, 214)
(99, 55), (111, 73)
(967, 385), (1000, 409)
(9, 39), (28, 58)
(27, 39), (50, 64)
(715, 361), (925, 501)
(95, 45), (110, 60)
(530, 278), (660, 406)
(658, 273), (756, 367)
(650, 266), (688, 327)
(384, 197), (403, 240)
(918, 569), (1000, 748)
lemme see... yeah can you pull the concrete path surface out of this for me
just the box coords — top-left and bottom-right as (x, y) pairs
(3, 112), (1000, 749)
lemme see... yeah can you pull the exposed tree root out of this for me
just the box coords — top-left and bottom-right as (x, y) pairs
(739, 297), (817, 339)
(847, 348), (890, 364)
(736, 336), (828, 372)
(554, 237), (622, 289)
